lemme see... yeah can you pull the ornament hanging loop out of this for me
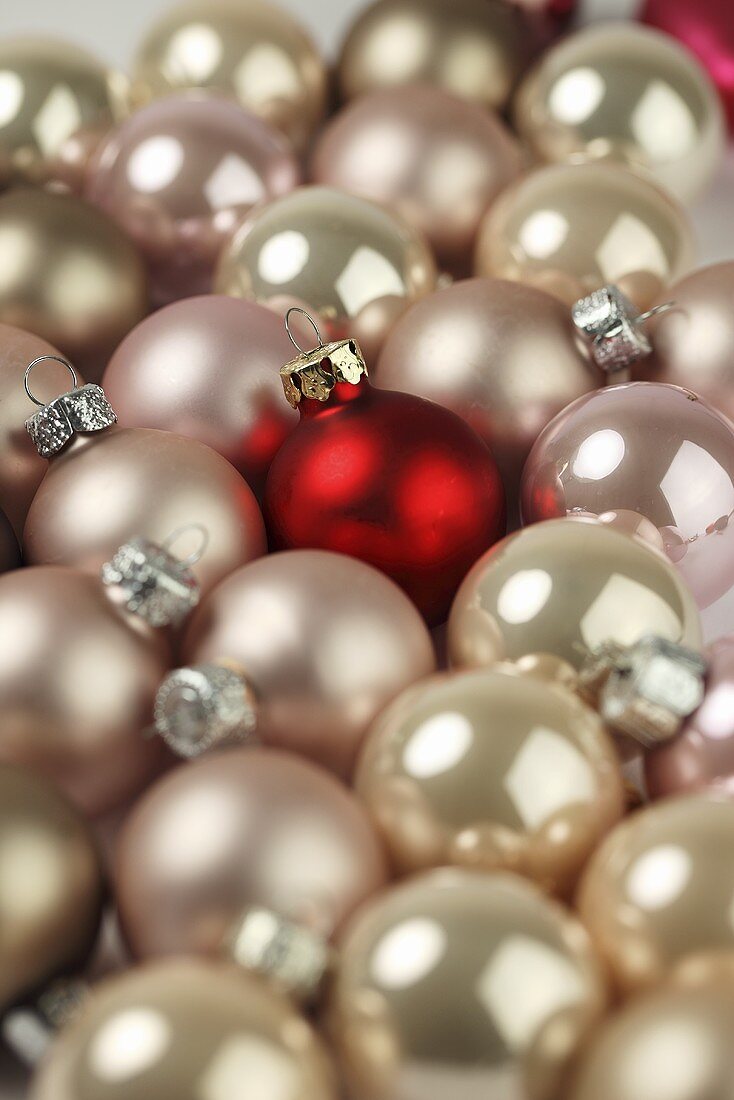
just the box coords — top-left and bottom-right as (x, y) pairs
(24, 356), (79, 407)
(280, 310), (368, 410)
(162, 522), (210, 569)
(572, 285), (675, 373)
(285, 307), (324, 355)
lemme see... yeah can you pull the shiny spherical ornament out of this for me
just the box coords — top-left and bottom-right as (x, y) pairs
(85, 93), (300, 305)
(337, 0), (529, 112)
(0, 36), (128, 188)
(642, 0), (734, 132)
(0, 507), (20, 574)
(0, 189), (148, 382)
(475, 163), (695, 297)
(0, 567), (170, 817)
(646, 638), (734, 798)
(0, 764), (103, 1013)
(103, 296), (297, 494)
(30, 958), (338, 1100)
(132, 0), (328, 152)
(578, 794), (734, 994)
(448, 518), (702, 672)
(377, 278), (598, 500)
(116, 748), (388, 960)
(521, 382), (734, 609)
(265, 378), (506, 624)
(214, 185), (437, 356)
(641, 262), (734, 422)
(312, 87), (523, 276)
(328, 869), (608, 1100)
(24, 427), (266, 600)
(356, 666), (625, 894)
(515, 23), (725, 203)
(569, 979), (734, 1100)
(181, 550), (435, 775)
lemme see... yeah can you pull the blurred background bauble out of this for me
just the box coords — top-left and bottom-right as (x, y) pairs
(0, 509), (19, 574)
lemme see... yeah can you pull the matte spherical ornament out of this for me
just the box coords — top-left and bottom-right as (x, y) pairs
(475, 163), (695, 298)
(0, 764), (104, 1014)
(214, 186), (437, 358)
(337, 0), (529, 112)
(30, 958), (338, 1100)
(0, 567), (171, 817)
(328, 869), (608, 1100)
(85, 93), (300, 305)
(115, 748), (388, 961)
(577, 794), (734, 994)
(448, 518), (702, 673)
(569, 978), (734, 1100)
(177, 550), (436, 775)
(640, 262), (734, 422)
(356, 666), (625, 894)
(132, 0), (328, 152)
(515, 23), (725, 203)
(521, 382), (734, 609)
(311, 87), (523, 276)
(0, 507), (20, 574)
(0, 36), (128, 189)
(0, 190), (148, 382)
(376, 278), (599, 501)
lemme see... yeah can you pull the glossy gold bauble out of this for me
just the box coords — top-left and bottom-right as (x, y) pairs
(475, 163), (695, 299)
(515, 23), (725, 203)
(448, 518), (702, 672)
(328, 868), (607, 1100)
(0, 189), (148, 382)
(132, 0), (328, 152)
(337, 0), (529, 112)
(30, 958), (338, 1100)
(0, 764), (103, 1013)
(0, 36), (128, 189)
(578, 795), (734, 995)
(356, 666), (625, 894)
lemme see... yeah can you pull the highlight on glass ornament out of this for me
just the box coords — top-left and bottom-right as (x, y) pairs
(311, 86), (523, 276)
(214, 185), (438, 360)
(356, 664), (625, 894)
(154, 548), (435, 776)
(131, 0), (328, 152)
(327, 868), (608, 1100)
(577, 794), (734, 995)
(85, 91), (301, 305)
(515, 22), (725, 203)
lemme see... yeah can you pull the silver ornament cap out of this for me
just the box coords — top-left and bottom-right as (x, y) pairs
(227, 907), (332, 1004)
(23, 356), (116, 458)
(101, 526), (206, 628)
(572, 285), (673, 373)
(154, 663), (258, 757)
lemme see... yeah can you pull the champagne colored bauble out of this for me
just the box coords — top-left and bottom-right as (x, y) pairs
(214, 185), (437, 359)
(0, 764), (103, 1013)
(515, 23), (725, 203)
(376, 278), (598, 501)
(311, 87), (523, 276)
(0, 567), (170, 818)
(448, 518), (702, 672)
(521, 382), (734, 609)
(570, 978), (734, 1100)
(328, 869), (607, 1100)
(181, 550), (435, 775)
(30, 958), (338, 1100)
(132, 0), (328, 152)
(0, 189), (148, 382)
(115, 748), (388, 960)
(578, 795), (734, 994)
(0, 325), (81, 536)
(85, 92), (300, 305)
(0, 36), (128, 189)
(0, 507), (19, 574)
(337, 0), (529, 112)
(475, 163), (695, 298)
(23, 427), (266, 600)
(356, 666), (625, 894)
(102, 296), (297, 495)
(641, 262), (734, 422)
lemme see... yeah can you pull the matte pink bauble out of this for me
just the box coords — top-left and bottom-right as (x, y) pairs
(521, 383), (734, 609)
(85, 92), (300, 304)
(103, 296), (297, 494)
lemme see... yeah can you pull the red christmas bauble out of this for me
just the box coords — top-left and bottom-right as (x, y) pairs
(264, 358), (506, 624)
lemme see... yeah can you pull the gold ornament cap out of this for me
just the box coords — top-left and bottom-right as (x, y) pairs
(280, 307), (367, 409)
